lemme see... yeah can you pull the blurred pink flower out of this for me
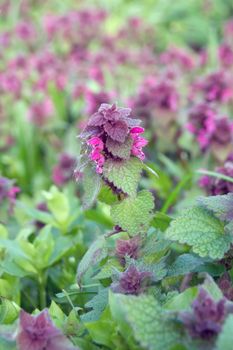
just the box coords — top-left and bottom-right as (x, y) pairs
(199, 161), (233, 195)
(195, 71), (233, 103)
(219, 44), (233, 67)
(16, 21), (36, 42)
(29, 98), (54, 126)
(16, 309), (78, 350)
(187, 103), (216, 150)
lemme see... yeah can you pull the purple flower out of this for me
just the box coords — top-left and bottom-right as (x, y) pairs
(130, 127), (148, 160)
(199, 161), (233, 195)
(224, 20), (233, 39)
(111, 265), (151, 295)
(131, 76), (179, 121)
(87, 136), (105, 174)
(29, 98), (54, 126)
(0, 72), (22, 98)
(15, 21), (36, 42)
(196, 71), (233, 103)
(180, 288), (229, 341)
(219, 44), (233, 67)
(186, 103), (216, 150)
(210, 117), (233, 146)
(116, 236), (140, 265)
(160, 47), (195, 70)
(16, 309), (78, 350)
(81, 103), (146, 174)
(52, 153), (76, 186)
(88, 67), (105, 86)
(87, 103), (133, 143)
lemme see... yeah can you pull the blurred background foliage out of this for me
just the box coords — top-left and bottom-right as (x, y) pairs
(0, 0), (233, 320)
(2, 0), (233, 47)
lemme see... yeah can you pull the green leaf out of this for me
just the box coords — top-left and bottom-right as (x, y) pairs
(0, 225), (8, 239)
(93, 259), (123, 280)
(141, 233), (171, 263)
(111, 190), (154, 235)
(0, 239), (28, 259)
(85, 207), (113, 228)
(164, 287), (198, 311)
(48, 235), (78, 266)
(198, 193), (233, 222)
(0, 258), (30, 278)
(82, 165), (101, 209)
(34, 226), (54, 269)
(64, 310), (84, 338)
(165, 206), (232, 259)
(49, 301), (65, 328)
(151, 212), (172, 231)
(216, 314), (233, 350)
(168, 254), (204, 277)
(106, 135), (133, 160)
(0, 299), (20, 324)
(143, 164), (159, 178)
(103, 158), (142, 196)
(202, 275), (223, 300)
(85, 307), (117, 348)
(43, 186), (70, 225)
(98, 184), (118, 205)
(110, 293), (181, 350)
(109, 292), (140, 350)
(81, 288), (108, 322)
(16, 201), (53, 225)
(77, 236), (108, 286)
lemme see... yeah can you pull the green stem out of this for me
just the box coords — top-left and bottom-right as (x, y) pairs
(38, 273), (47, 310)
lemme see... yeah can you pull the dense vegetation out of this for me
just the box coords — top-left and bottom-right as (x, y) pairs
(0, 1), (233, 349)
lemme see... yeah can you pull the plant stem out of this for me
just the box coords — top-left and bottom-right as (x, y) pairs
(38, 273), (47, 310)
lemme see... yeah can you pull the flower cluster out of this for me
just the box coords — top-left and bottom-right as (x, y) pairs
(159, 47), (195, 70)
(210, 117), (233, 147)
(115, 236), (140, 265)
(87, 136), (105, 174)
(180, 288), (232, 341)
(16, 309), (78, 350)
(186, 103), (216, 150)
(187, 104), (233, 152)
(82, 103), (147, 174)
(199, 161), (233, 195)
(194, 71), (233, 103)
(29, 98), (54, 126)
(219, 44), (233, 67)
(131, 75), (179, 120)
(111, 265), (151, 295)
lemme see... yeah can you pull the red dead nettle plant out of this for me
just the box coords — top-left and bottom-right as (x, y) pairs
(76, 103), (155, 295)
(75, 104), (233, 350)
